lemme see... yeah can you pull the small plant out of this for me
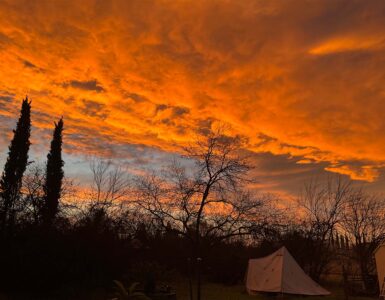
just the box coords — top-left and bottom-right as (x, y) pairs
(144, 272), (156, 294)
(111, 280), (151, 300)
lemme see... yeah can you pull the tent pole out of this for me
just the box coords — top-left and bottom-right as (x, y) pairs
(187, 257), (193, 300)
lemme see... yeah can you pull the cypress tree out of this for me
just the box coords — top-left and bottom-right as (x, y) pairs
(0, 97), (31, 231)
(43, 118), (64, 226)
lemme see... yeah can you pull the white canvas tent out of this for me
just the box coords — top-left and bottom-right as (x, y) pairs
(374, 243), (385, 291)
(246, 247), (330, 296)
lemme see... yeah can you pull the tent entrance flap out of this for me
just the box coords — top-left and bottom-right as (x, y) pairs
(245, 247), (330, 296)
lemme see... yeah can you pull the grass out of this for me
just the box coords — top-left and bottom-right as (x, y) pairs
(0, 278), (376, 300)
(171, 281), (376, 300)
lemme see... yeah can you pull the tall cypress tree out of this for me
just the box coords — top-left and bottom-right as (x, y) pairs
(0, 97), (31, 230)
(43, 118), (64, 226)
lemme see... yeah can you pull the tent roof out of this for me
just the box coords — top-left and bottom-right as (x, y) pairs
(374, 242), (385, 255)
(246, 247), (330, 296)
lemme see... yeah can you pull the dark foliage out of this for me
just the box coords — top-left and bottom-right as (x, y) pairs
(0, 98), (31, 233)
(43, 118), (64, 226)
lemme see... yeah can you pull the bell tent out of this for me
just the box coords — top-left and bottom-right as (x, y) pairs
(374, 243), (385, 291)
(246, 247), (330, 296)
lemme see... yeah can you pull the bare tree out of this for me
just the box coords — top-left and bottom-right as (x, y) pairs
(134, 128), (270, 300)
(297, 176), (352, 280)
(21, 163), (76, 226)
(88, 159), (131, 209)
(77, 158), (132, 234)
(21, 164), (45, 224)
(341, 189), (385, 291)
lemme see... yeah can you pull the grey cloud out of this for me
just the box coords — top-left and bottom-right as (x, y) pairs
(63, 80), (104, 92)
(128, 93), (148, 102)
(0, 95), (14, 103)
(0, 92), (15, 112)
(80, 99), (109, 120)
(172, 106), (189, 117)
(156, 104), (168, 112)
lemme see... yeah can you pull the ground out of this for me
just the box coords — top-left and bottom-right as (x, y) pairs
(0, 280), (377, 299)
(172, 281), (375, 300)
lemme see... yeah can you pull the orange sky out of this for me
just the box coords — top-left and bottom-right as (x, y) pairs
(0, 0), (385, 196)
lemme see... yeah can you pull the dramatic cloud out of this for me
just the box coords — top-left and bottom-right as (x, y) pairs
(0, 0), (385, 195)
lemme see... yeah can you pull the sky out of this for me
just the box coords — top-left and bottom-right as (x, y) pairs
(0, 0), (385, 198)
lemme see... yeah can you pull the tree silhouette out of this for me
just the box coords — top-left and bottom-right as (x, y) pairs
(43, 118), (64, 226)
(0, 97), (31, 233)
(341, 189), (385, 291)
(297, 176), (351, 281)
(135, 127), (268, 300)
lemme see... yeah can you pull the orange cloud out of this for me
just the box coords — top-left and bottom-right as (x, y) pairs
(309, 35), (385, 55)
(0, 0), (385, 196)
(325, 164), (380, 182)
